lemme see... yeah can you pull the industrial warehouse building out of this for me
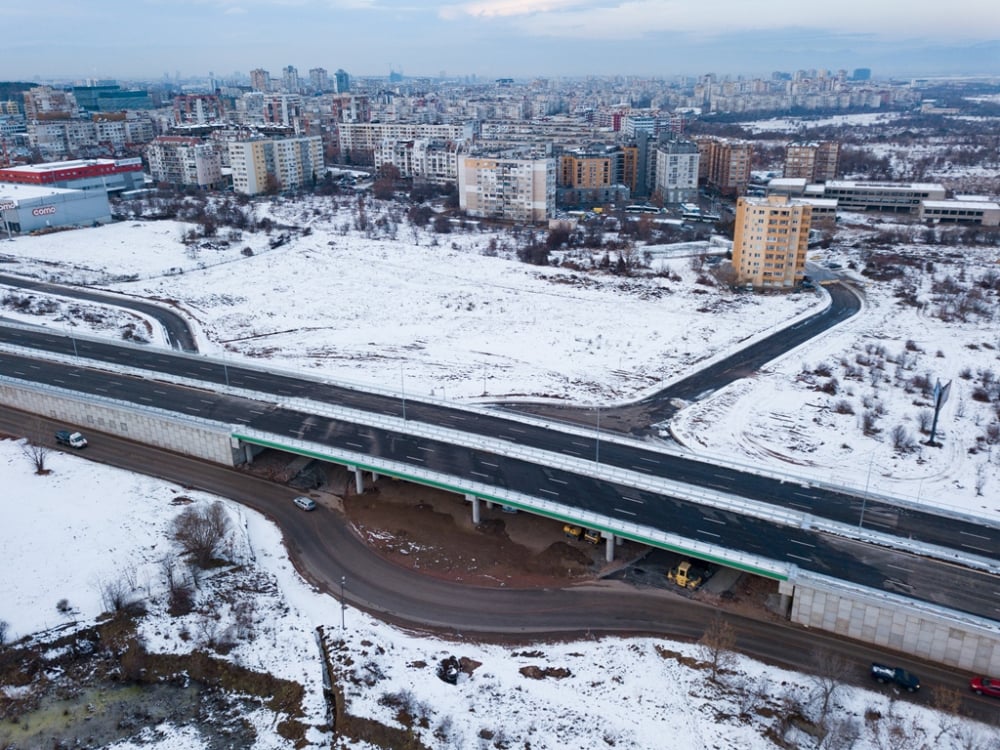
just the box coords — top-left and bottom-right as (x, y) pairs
(0, 184), (112, 235)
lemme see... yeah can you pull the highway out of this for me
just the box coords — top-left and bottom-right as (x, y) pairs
(1, 316), (997, 570)
(3, 406), (997, 725)
(2, 351), (998, 624)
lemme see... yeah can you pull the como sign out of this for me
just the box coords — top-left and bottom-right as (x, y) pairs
(31, 205), (57, 216)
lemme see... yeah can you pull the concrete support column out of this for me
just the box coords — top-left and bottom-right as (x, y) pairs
(615, 535), (623, 547)
(485, 501), (494, 510)
(467, 494), (480, 525)
(371, 472), (379, 482)
(244, 444), (255, 464)
(354, 468), (364, 494)
(605, 534), (615, 562)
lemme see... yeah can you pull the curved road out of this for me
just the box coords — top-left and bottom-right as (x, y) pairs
(0, 273), (198, 352)
(3, 407), (996, 725)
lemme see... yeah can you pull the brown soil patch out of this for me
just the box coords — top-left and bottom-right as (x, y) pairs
(334, 468), (645, 588)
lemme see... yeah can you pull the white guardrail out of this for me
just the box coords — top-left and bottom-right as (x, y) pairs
(3, 332), (999, 576)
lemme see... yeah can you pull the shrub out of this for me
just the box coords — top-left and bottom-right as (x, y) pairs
(834, 400), (854, 415)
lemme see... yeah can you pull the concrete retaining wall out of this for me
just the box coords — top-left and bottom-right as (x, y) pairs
(787, 578), (1000, 674)
(0, 379), (238, 466)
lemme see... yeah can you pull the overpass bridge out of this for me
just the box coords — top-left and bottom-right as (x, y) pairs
(2, 331), (1000, 674)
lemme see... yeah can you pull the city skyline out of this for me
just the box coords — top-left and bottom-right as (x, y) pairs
(4, 0), (999, 82)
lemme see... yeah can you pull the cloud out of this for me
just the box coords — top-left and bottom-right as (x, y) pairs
(441, 0), (997, 41)
(439, 0), (595, 21)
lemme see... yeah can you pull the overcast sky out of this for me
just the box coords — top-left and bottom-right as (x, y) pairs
(6, 0), (999, 82)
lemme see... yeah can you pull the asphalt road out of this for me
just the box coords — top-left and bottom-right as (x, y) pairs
(3, 406), (997, 725)
(2, 316), (996, 568)
(2, 355), (998, 623)
(0, 273), (198, 352)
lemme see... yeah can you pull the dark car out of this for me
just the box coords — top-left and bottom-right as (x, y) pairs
(970, 676), (1000, 698)
(871, 662), (920, 692)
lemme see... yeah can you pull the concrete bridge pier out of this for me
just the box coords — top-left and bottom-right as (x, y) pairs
(353, 467), (365, 494)
(605, 534), (615, 562)
(371, 471), (379, 482)
(467, 494), (480, 524)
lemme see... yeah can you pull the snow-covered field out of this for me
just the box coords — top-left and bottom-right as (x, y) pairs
(2, 197), (997, 517)
(2, 439), (996, 749)
(2, 188), (1000, 747)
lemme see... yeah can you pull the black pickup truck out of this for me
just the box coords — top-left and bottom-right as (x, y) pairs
(871, 662), (920, 692)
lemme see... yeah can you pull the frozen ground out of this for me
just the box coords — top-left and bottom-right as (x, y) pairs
(2, 439), (996, 750)
(1, 196), (997, 518)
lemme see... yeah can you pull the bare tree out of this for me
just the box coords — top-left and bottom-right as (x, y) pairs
(20, 437), (50, 475)
(171, 501), (232, 569)
(698, 613), (737, 684)
(0, 619), (8, 646)
(809, 648), (852, 724)
(930, 684), (964, 743)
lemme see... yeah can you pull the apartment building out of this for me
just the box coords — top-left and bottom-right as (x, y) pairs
(457, 153), (555, 223)
(653, 139), (699, 205)
(250, 69), (271, 93)
(784, 141), (839, 182)
(23, 86), (77, 120)
(732, 195), (812, 289)
(374, 138), (460, 183)
(146, 136), (224, 188)
(228, 135), (323, 195)
(696, 137), (753, 196)
(558, 151), (611, 189)
(339, 122), (473, 157)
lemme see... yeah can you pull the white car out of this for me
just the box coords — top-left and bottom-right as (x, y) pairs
(293, 496), (317, 511)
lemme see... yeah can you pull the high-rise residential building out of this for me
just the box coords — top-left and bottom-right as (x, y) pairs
(146, 136), (224, 188)
(308, 67), (330, 93)
(23, 86), (77, 120)
(228, 135), (324, 195)
(172, 95), (225, 125)
(653, 139), (699, 205)
(281, 65), (301, 94)
(335, 69), (351, 94)
(558, 151), (611, 189)
(784, 141), (839, 183)
(732, 195), (812, 288)
(457, 153), (555, 223)
(696, 137), (753, 196)
(250, 68), (271, 93)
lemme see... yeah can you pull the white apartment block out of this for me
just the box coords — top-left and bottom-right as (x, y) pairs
(27, 120), (96, 157)
(732, 195), (812, 289)
(339, 122), (473, 156)
(374, 138), (460, 183)
(147, 137), (224, 188)
(228, 136), (323, 195)
(457, 154), (555, 223)
(654, 140), (699, 205)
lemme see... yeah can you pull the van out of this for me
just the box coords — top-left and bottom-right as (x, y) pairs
(293, 496), (317, 511)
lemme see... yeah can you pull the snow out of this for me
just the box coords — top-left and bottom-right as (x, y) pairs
(2, 439), (996, 749)
(2, 194), (1000, 747)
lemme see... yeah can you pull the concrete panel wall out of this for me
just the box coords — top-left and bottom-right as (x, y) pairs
(790, 579), (1000, 674)
(1, 380), (237, 466)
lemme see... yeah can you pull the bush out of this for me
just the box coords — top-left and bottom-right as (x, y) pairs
(171, 502), (231, 569)
(833, 400), (854, 415)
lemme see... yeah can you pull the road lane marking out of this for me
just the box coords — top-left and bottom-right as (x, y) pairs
(697, 529), (720, 538)
(787, 553), (812, 563)
(405, 455), (425, 463)
(962, 543), (991, 554)
(549, 477), (568, 485)
(480, 461), (499, 468)
(538, 488), (559, 496)
(790, 539), (815, 548)
(960, 531), (991, 540)
(346, 442), (364, 449)
(621, 496), (644, 504)
(615, 508), (637, 516)
(703, 517), (726, 525)
(471, 471), (491, 479)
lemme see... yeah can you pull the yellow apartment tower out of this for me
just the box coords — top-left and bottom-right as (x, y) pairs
(732, 195), (812, 288)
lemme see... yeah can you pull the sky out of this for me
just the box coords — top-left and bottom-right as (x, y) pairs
(4, 0), (999, 82)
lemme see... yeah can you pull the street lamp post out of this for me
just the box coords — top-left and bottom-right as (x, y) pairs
(859, 452), (875, 529)
(400, 364), (406, 420)
(340, 575), (346, 630)
(595, 406), (601, 465)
